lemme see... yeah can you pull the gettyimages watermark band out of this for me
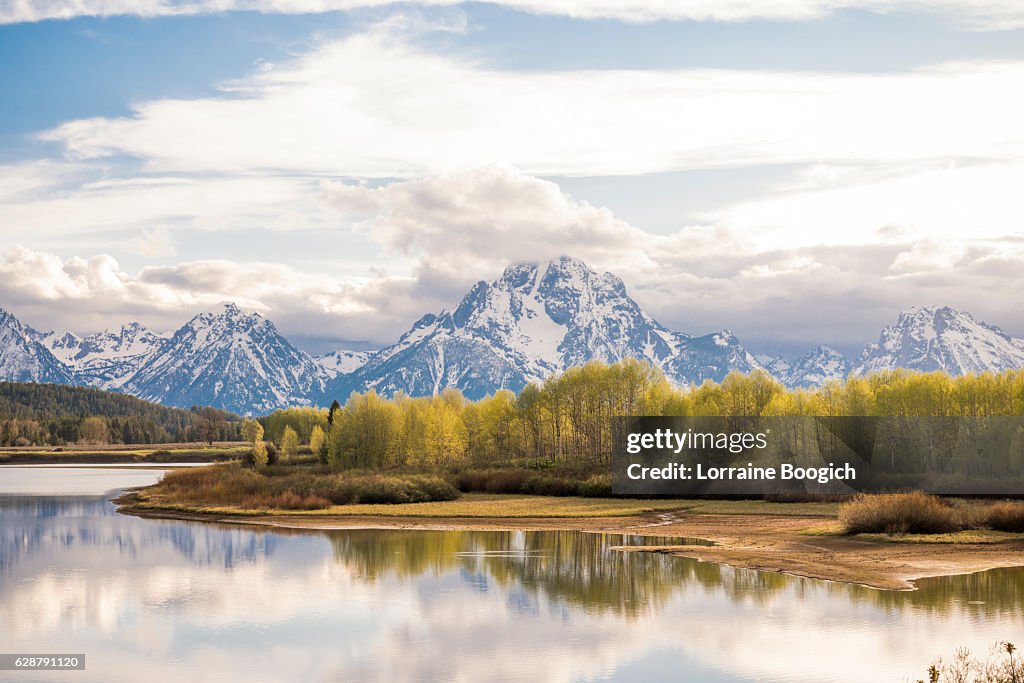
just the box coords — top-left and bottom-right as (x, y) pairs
(613, 416), (1024, 496)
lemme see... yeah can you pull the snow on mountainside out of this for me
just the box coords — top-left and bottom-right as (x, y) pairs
(326, 257), (759, 400)
(123, 303), (326, 415)
(316, 349), (372, 378)
(0, 309), (75, 385)
(783, 346), (850, 388)
(756, 354), (792, 378)
(33, 329), (82, 363)
(36, 322), (167, 389)
(6, 271), (1024, 414)
(853, 306), (1024, 377)
(662, 330), (762, 387)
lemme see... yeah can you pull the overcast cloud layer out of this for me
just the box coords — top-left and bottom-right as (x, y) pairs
(1, 6), (1022, 359)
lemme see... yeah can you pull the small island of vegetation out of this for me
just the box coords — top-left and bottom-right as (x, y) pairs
(7, 361), (1024, 590)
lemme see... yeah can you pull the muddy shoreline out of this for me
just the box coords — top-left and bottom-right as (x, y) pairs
(115, 492), (1024, 591)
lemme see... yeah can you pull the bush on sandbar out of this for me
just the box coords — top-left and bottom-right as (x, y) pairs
(839, 492), (965, 534)
(984, 502), (1024, 533)
(452, 467), (614, 497)
(154, 464), (458, 510)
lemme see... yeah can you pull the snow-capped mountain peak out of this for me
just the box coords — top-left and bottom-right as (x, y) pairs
(5, 271), (1024, 413)
(0, 308), (75, 385)
(325, 257), (755, 400)
(783, 345), (850, 388)
(854, 305), (1024, 376)
(123, 303), (325, 415)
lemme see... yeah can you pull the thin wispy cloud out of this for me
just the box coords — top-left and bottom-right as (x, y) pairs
(38, 33), (1024, 179)
(5, 0), (1024, 28)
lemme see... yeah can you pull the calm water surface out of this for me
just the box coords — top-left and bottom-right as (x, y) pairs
(0, 467), (1022, 682)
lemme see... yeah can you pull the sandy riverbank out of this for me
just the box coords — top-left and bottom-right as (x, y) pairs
(115, 492), (1024, 591)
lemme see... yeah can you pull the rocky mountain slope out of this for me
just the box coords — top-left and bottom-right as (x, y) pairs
(35, 322), (167, 389)
(853, 306), (1024, 377)
(781, 346), (851, 388)
(316, 349), (372, 378)
(4, 267), (1024, 412)
(325, 257), (760, 400)
(122, 303), (327, 415)
(0, 308), (75, 385)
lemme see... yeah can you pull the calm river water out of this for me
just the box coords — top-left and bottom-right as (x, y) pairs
(0, 467), (1021, 682)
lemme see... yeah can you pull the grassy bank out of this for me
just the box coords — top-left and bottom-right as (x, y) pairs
(130, 459), (851, 517)
(119, 459), (1024, 541)
(839, 493), (1024, 536)
(0, 442), (249, 464)
(126, 489), (699, 518)
(147, 464), (459, 510)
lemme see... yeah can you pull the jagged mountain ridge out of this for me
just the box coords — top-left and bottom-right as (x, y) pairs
(122, 303), (327, 415)
(325, 257), (761, 400)
(0, 309), (76, 385)
(782, 346), (851, 388)
(3, 264), (1024, 413)
(853, 305), (1024, 377)
(35, 322), (168, 389)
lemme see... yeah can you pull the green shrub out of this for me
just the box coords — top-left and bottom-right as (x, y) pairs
(984, 502), (1024, 532)
(578, 474), (613, 498)
(839, 492), (965, 534)
(521, 475), (580, 497)
(455, 469), (535, 494)
(453, 467), (613, 497)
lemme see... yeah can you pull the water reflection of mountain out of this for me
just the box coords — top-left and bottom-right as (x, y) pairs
(4, 493), (1022, 627)
(0, 495), (279, 578)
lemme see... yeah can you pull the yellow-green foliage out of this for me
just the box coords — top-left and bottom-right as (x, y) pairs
(280, 425), (300, 458)
(308, 425), (326, 454)
(241, 419), (263, 444)
(252, 440), (269, 469)
(78, 416), (110, 444)
(262, 407), (327, 445)
(319, 360), (1024, 471)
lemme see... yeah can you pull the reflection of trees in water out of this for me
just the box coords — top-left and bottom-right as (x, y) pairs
(327, 530), (795, 618)
(0, 495), (279, 578)
(838, 568), (1024, 618)
(7, 494), (1022, 622)
(328, 528), (1024, 620)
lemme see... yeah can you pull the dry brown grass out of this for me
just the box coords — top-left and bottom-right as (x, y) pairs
(151, 464), (459, 510)
(984, 502), (1024, 533)
(839, 492), (966, 534)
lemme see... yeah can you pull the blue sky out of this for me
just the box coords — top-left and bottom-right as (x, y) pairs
(1, 1), (1023, 358)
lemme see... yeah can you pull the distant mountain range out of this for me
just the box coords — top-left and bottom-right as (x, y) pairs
(2, 257), (1023, 414)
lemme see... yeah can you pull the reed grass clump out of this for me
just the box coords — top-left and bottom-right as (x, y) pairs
(984, 502), (1024, 533)
(839, 492), (965, 534)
